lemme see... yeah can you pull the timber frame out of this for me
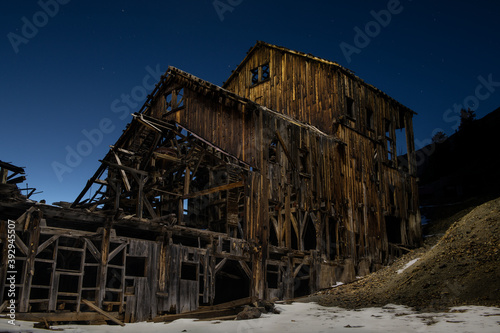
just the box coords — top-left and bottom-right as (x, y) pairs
(1, 42), (421, 323)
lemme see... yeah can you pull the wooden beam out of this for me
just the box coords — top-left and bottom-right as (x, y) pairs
(100, 159), (148, 176)
(0, 300), (8, 313)
(16, 311), (121, 323)
(84, 237), (101, 261)
(182, 181), (244, 199)
(107, 242), (128, 263)
(81, 299), (125, 326)
(238, 260), (252, 278)
(153, 151), (181, 163)
(113, 152), (132, 192)
(214, 258), (227, 274)
(36, 234), (59, 256)
(275, 130), (296, 170)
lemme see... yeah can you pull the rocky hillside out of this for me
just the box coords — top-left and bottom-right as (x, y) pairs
(306, 196), (500, 311)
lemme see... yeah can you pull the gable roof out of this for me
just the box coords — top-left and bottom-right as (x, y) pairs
(223, 41), (416, 115)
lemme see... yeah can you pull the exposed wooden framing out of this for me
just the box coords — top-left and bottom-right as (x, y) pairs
(0, 42), (420, 324)
(183, 181), (244, 199)
(113, 151), (132, 192)
(81, 299), (125, 326)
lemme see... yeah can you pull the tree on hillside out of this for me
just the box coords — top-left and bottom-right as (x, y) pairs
(458, 108), (476, 131)
(432, 131), (448, 144)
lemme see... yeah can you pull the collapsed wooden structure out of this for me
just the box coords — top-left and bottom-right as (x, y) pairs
(0, 42), (420, 323)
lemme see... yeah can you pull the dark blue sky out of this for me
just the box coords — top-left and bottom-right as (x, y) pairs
(1, 0), (499, 205)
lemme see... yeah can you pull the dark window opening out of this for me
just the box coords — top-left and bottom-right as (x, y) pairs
(56, 249), (82, 272)
(366, 108), (374, 130)
(214, 260), (250, 304)
(385, 216), (402, 244)
(106, 267), (123, 291)
(181, 263), (198, 281)
(251, 67), (259, 85)
(34, 261), (52, 286)
(58, 274), (79, 293)
(293, 265), (310, 297)
(267, 265), (279, 289)
(125, 256), (146, 277)
(261, 63), (270, 80)
(395, 127), (407, 156)
(29, 286), (49, 301)
(303, 218), (317, 250)
(250, 63), (270, 86)
(346, 97), (355, 119)
(83, 265), (98, 288)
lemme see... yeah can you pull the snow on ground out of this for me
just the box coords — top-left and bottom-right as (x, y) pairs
(397, 258), (420, 274)
(1, 303), (499, 333)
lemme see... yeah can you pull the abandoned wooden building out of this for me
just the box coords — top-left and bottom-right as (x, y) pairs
(0, 41), (421, 323)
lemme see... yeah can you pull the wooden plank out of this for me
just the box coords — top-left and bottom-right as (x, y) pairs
(81, 299), (125, 326)
(0, 300), (8, 313)
(36, 234), (59, 256)
(107, 242), (127, 264)
(275, 130), (296, 170)
(182, 181), (244, 199)
(97, 223), (111, 308)
(153, 307), (241, 323)
(113, 151), (132, 192)
(16, 311), (121, 323)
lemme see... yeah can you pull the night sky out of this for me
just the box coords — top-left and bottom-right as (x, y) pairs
(1, 0), (499, 205)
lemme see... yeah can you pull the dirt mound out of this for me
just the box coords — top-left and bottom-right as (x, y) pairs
(307, 197), (500, 311)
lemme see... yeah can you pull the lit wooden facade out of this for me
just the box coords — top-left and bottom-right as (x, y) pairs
(0, 42), (420, 323)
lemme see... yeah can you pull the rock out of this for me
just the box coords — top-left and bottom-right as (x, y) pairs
(236, 305), (262, 320)
(255, 300), (275, 312)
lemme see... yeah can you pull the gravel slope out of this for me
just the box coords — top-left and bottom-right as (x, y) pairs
(303, 197), (500, 311)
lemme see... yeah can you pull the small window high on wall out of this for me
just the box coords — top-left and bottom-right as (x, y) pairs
(250, 63), (270, 86)
(346, 97), (355, 119)
(366, 108), (374, 130)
